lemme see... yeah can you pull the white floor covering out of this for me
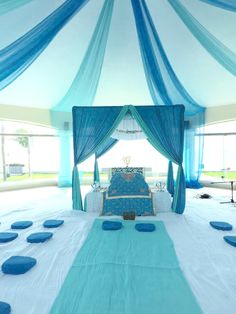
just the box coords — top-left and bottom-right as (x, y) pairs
(0, 186), (236, 314)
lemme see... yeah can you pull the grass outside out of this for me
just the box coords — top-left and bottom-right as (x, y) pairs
(202, 171), (236, 180)
(0, 173), (57, 183)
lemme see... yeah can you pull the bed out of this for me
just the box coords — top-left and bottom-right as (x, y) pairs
(1, 187), (236, 314)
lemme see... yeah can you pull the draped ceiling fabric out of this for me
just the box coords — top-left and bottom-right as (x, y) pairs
(73, 105), (186, 214)
(0, 0), (236, 190)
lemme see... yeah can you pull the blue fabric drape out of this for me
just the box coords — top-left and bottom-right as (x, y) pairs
(167, 161), (174, 196)
(168, 0), (236, 76)
(131, 0), (204, 117)
(0, 0), (89, 90)
(94, 137), (118, 183)
(72, 106), (128, 210)
(53, 0), (114, 112)
(131, 0), (205, 189)
(130, 105), (186, 214)
(199, 0), (236, 12)
(72, 105), (185, 213)
(0, 0), (35, 15)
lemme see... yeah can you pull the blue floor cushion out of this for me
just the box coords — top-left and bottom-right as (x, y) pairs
(224, 236), (236, 247)
(43, 220), (64, 228)
(209, 221), (233, 231)
(135, 223), (156, 232)
(2, 256), (37, 275)
(11, 221), (33, 229)
(0, 301), (11, 314)
(27, 232), (53, 243)
(102, 221), (122, 230)
(0, 232), (18, 243)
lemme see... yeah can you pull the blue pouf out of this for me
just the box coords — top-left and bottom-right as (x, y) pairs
(0, 232), (18, 243)
(135, 223), (156, 232)
(0, 301), (11, 314)
(11, 221), (33, 230)
(102, 221), (122, 230)
(2, 256), (37, 275)
(43, 220), (64, 228)
(27, 232), (53, 243)
(209, 221), (233, 231)
(224, 236), (236, 247)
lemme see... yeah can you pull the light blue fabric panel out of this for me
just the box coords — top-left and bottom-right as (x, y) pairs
(168, 0), (236, 76)
(94, 137), (118, 183)
(0, 0), (89, 90)
(72, 106), (128, 210)
(199, 0), (236, 12)
(131, 0), (204, 117)
(50, 219), (202, 314)
(0, 0), (35, 16)
(53, 0), (115, 112)
(130, 105), (185, 213)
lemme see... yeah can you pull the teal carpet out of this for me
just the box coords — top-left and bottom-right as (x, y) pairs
(50, 219), (202, 314)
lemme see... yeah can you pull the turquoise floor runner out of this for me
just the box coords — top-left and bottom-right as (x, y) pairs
(50, 220), (202, 314)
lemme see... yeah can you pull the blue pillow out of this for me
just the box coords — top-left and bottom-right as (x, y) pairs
(43, 220), (64, 228)
(27, 232), (53, 243)
(2, 256), (37, 275)
(102, 221), (122, 230)
(0, 232), (18, 243)
(11, 221), (33, 229)
(224, 236), (236, 247)
(209, 221), (233, 231)
(0, 301), (11, 314)
(135, 223), (156, 232)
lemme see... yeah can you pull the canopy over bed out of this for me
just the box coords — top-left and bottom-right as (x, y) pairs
(72, 104), (185, 214)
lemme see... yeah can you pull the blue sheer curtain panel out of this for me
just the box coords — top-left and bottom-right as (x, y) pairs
(130, 105), (186, 214)
(131, 0), (205, 189)
(0, 0), (89, 90)
(199, 0), (236, 12)
(72, 106), (128, 210)
(94, 137), (118, 184)
(131, 0), (204, 116)
(168, 0), (236, 76)
(0, 0), (35, 15)
(53, 0), (115, 112)
(167, 161), (174, 196)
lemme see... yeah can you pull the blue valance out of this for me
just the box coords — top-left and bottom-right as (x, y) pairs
(72, 105), (185, 214)
(0, 0), (89, 90)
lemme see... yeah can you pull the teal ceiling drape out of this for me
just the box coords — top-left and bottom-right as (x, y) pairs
(0, 0), (90, 90)
(0, 0), (35, 16)
(72, 105), (185, 214)
(168, 0), (236, 76)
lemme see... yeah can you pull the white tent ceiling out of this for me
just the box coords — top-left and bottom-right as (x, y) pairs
(0, 0), (236, 110)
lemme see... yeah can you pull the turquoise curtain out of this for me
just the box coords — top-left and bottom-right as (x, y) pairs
(129, 105), (185, 214)
(53, 0), (115, 112)
(0, 0), (89, 90)
(200, 0), (236, 12)
(131, 0), (205, 189)
(0, 0), (35, 16)
(167, 161), (174, 196)
(72, 105), (185, 213)
(72, 106), (128, 210)
(168, 0), (236, 76)
(94, 137), (118, 184)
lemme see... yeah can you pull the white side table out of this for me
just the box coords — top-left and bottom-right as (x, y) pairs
(152, 190), (172, 213)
